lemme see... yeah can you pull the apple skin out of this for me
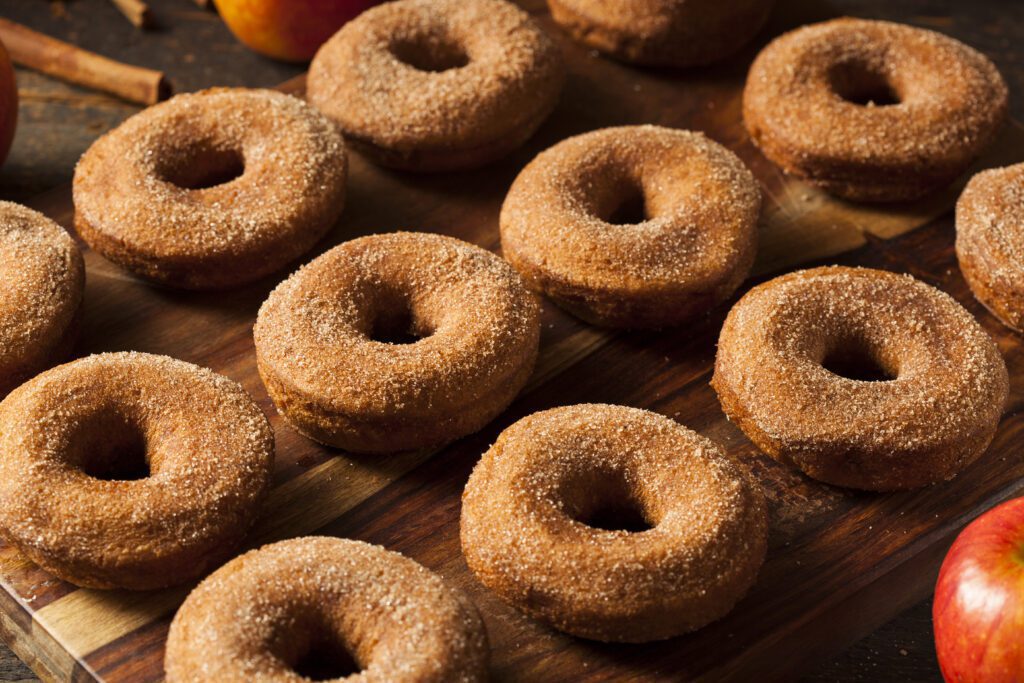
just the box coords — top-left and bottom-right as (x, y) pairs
(934, 497), (1024, 683)
(213, 0), (380, 62)
(0, 37), (17, 167)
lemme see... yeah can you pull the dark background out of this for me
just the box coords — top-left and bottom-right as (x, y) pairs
(0, 0), (1021, 680)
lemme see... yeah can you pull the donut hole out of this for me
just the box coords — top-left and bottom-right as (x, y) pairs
(390, 35), (470, 73)
(290, 638), (361, 681)
(598, 177), (651, 226)
(67, 412), (151, 481)
(577, 169), (655, 227)
(155, 141), (246, 190)
(583, 499), (652, 533)
(828, 60), (902, 107)
(820, 342), (897, 382)
(562, 469), (654, 533)
(271, 620), (363, 681)
(367, 290), (434, 345)
(605, 192), (648, 226)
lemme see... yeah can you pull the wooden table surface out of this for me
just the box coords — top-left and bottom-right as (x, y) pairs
(0, 1), (1021, 681)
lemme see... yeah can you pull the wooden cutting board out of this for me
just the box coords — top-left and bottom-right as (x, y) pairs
(2, 1), (1024, 680)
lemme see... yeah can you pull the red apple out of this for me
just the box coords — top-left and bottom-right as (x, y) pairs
(0, 36), (17, 167)
(212, 0), (380, 62)
(934, 497), (1024, 682)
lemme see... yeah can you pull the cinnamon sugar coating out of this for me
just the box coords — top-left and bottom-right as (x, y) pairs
(500, 125), (761, 329)
(307, 0), (564, 171)
(73, 88), (347, 289)
(712, 267), (1008, 491)
(0, 352), (274, 589)
(548, 0), (774, 67)
(743, 18), (1007, 202)
(461, 404), (767, 642)
(956, 163), (1024, 333)
(0, 202), (84, 397)
(165, 537), (488, 682)
(254, 232), (541, 453)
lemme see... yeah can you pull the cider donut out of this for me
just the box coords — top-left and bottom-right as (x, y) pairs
(254, 232), (540, 453)
(712, 267), (1008, 491)
(956, 163), (1024, 333)
(743, 18), (1008, 202)
(0, 352), (274, 590)
(500, 125), (761, 328)
(547, 0), (774, 67)
(166, 537), (488, 683)
(461, 404), (767, 642)
(307, 0), (564, 171)
(73, 88), (347, 289)
(0, 202), (84, 397)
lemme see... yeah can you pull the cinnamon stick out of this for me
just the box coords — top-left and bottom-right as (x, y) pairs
(0, 19), (170, 105)
(109, 0), (155, 29)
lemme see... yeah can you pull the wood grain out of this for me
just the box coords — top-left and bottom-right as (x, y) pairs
(0, 1), (1022, 681)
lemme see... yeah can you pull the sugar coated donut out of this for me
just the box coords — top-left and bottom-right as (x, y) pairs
(307, 0), (564, 171)
(254, 231), (540, 453)
(956, 163), (1024, 334)
(165, 536), (488, 682)
(73, 88), (347, 289)
(0, 202), (84, 397)
(461, 404), (767, 642)
(0, 352), (274, 589)
(712, 267), (1008, 491)
(547, 0), (774, 67)
(500, 125), (761, 328)
(743, 18), (1007, 202)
